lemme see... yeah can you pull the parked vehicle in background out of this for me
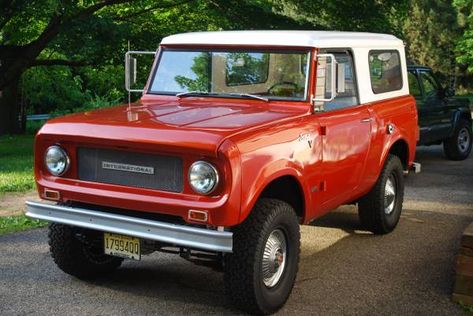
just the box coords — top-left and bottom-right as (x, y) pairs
(408, 65), (472, 160)
(26, 31), (419, 314)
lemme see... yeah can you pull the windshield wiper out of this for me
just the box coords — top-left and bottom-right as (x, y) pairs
(225, 93), (269, 102)
(175, 91), (210, 98)
(176, 91), (268, 102)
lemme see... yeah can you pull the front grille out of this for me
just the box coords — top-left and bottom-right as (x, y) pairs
(77, 147), (183, 192)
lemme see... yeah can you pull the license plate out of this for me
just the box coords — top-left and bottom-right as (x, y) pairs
(104, 232), (141, 260)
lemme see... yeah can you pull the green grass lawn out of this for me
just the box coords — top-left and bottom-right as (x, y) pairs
(0, 215), (46, 235)
(0, 134), (35, 193)
(0, 134), (47, 234)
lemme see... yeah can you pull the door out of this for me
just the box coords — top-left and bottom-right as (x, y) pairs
(408, 70), (429, 143)
(418, 70), (452, 143)
(314, 52), (372, 211)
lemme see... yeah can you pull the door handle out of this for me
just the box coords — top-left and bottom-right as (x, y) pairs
(361, 118), (372, 123)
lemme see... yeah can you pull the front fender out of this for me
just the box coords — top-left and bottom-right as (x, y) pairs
(452, 110), (472, 136)
(238, 159), (310, 224)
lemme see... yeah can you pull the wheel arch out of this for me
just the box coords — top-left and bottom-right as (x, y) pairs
(387, 138), (410, 170)
(240, 171), (308, 224)
(456, 110), (472, 127)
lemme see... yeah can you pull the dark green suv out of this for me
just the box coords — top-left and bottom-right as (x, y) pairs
(408, 65), (472, 160)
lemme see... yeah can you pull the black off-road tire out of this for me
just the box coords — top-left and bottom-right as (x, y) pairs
(358, 154), (404, 234)
(224, 198), (300, 315)
(443, 119), (472, 161)
(48, 223), (123, 279)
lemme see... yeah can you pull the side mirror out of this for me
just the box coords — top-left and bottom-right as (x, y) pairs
(336, 63), (346, 93)
(125, 50), (156, 93)
(313, 53), (337, 111)
(127, 56), (137, 86)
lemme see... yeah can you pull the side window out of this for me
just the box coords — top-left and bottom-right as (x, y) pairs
(369, 50), (402, 94)
(408, 71), (421, 97)
(419, 71), (439, 99)
(323, 53), (358, 111)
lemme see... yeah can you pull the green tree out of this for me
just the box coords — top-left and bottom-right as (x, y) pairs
(0, 0), (195, 135)
(402, 0), (460, 85)
(271, 0), (408, 34)
(0, 0), (308, 135)
(454, 0), (473, 90)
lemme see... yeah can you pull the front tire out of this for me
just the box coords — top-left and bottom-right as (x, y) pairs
(49, 223), (123, 279)
(224, 198), (300, 315)
(443, 119), (472, 160)
(358, 154), (404, 234)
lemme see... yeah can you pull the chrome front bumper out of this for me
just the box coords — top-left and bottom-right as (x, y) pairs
(25, 201), (233, 253)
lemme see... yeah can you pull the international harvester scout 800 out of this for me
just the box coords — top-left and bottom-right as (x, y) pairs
(26, 31), (420, 314)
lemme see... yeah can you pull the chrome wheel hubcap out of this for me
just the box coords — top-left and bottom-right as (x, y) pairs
(458, 128), (470, 153)
(384, 176), (396, 215)
(262, 229), (287, 288)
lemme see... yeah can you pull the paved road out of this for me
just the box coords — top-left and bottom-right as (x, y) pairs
(1, 145), (472, 315)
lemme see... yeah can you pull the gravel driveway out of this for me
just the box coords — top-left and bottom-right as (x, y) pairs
(0, 145), (472, 315)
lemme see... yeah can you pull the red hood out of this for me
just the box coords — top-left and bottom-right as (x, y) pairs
(38, 99), (308, 156)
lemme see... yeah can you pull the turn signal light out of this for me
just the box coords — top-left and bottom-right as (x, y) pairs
(188, 209), (208, 223)
(44, 189), (60, 201)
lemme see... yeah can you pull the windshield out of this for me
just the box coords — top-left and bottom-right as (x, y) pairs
(149, 49), (310, 101)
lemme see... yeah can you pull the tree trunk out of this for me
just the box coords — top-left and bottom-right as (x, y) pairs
(0, 76), (25, 135)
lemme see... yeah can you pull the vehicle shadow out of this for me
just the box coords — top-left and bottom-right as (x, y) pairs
(0, 206), (470, 315)
(86, 252), (242, 314)
(83, 207), (471, 315)
(288, 209), (472, 315)
(308, 205), (361, 234)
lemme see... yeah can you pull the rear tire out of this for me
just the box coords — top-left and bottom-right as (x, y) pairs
(358, 154), (404, 234)
(48, 223), (123, 279)
(443, 119), (472, 161)
(224, 198), (300, 315)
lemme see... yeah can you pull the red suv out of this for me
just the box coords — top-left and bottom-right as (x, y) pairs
(27, 31), (419, 314)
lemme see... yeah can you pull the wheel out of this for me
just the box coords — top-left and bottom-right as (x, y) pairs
(443, 119), (472, 160)
(358, 154), (404, 234)
(48, 223), (123, 279)
(224, 198), (300, 315)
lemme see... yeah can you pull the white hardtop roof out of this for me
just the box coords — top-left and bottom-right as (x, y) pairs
(161, 30), (404, 48)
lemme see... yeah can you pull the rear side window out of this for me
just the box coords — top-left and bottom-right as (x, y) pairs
(369, 50), (402, 94)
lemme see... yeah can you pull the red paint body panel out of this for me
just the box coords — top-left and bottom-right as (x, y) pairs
(35, 98), (310, 226)
(34, 46), (418, 227)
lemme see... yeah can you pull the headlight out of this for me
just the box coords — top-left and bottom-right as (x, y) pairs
(188, 161), (219, 194)
(45, 146), (69, 176)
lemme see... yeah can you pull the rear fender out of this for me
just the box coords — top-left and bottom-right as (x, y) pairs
(379, 128), (411, 173)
